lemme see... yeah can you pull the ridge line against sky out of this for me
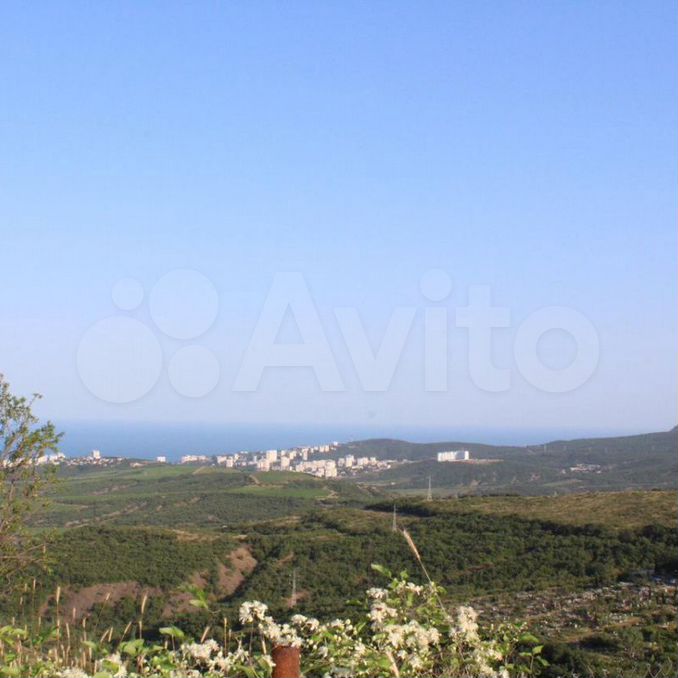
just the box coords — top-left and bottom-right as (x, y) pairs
(53, 420), (675, 459)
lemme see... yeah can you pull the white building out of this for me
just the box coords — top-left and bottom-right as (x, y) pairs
(180, 454), (209, 464)
(264, 449), (278, 462)
(156, 455), (167, 463)
(91, 449), (101, 460)
(36, 452), (65, 465)
(436, 450), (470, 462)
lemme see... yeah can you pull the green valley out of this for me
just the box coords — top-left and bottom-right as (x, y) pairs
(8, 460), (677, 678)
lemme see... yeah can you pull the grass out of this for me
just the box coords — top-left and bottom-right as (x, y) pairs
(32, 464), (377, 529)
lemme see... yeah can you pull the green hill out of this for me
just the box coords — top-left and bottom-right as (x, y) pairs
(10, 489), (675, 677)
(34, 465), (381, 529)
(345, 427), (678, 494)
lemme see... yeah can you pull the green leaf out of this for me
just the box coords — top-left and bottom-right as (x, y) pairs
(159, 625), (185, 640)
(370, 563), (392, 578)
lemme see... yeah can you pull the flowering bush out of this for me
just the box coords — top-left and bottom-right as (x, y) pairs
(0, 566), (545, 677)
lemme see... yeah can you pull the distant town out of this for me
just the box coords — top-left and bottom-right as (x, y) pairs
(32, 443), (476, 478)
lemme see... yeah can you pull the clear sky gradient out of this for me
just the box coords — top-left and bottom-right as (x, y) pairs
(1, 1), (675, 439)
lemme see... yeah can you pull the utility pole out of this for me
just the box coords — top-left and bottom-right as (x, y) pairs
(290, 569), (297, 606)
(426, 476), (432, 502)
(392, 504), (398, 532)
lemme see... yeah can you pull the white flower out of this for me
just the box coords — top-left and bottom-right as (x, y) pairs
(262, 619), (302, 647)
(58, 669), (90, 678)
(291, 613), (320, 632)
(211, 646), (249, 673)
(405, 582), (424, 595)
(456, 605), (479, 639)
(367, 587), (388, 600)
(182, 639), (219, 662)
(239, 600), (269, 624)
(368, 602), (398, 626)
(394, 580), (425, 596)
(385, 624), (406, 648)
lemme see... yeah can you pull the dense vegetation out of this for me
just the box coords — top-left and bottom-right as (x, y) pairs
(4, 460), (676, 676)
(380, 490), (676, 530)
(47, 526), (234, 588)
(236, 503), (677, 619)
(33, 465), (379, 528)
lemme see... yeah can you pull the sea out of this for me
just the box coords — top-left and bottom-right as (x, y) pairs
(53, 420), (625, 462)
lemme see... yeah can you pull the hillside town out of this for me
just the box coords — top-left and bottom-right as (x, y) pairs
(180, 442), (396, 478)
(32, 442), (396, 477)
(32, 443), (477, 478)
(195, 447), (391, 478)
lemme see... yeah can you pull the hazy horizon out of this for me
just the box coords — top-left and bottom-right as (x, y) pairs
(53, 418), (673, 460)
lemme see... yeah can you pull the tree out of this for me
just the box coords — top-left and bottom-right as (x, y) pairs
(0, 374), (61, 591)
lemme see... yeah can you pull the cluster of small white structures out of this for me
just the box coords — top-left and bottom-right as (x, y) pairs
(33, 452), (66, 465)
(178, 454), (211, 464)
(174, 443), (393, 478)
(277, 453), (387, 477)
(32, 449), (120, 468)
(33, 442), (395, 477)
(178, 443), (340, 473)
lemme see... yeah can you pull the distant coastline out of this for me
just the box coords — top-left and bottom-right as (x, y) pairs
(53, 419), (651, 461)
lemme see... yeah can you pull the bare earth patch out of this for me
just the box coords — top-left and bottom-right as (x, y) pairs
(217, 546), (257, 597)
(58, 582), (161, 621)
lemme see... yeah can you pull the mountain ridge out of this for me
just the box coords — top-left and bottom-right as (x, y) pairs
(338, 426), (678, 461)
(339, 427), (677, 494)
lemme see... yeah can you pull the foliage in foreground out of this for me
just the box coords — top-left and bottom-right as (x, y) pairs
(0, 567), (545, 677)
(0, 374), (61, 588)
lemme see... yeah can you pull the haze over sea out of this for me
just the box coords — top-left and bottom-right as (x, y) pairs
(55, 421), (642, 461)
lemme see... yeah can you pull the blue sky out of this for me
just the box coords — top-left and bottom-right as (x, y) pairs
(0, 1), (675, 438)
